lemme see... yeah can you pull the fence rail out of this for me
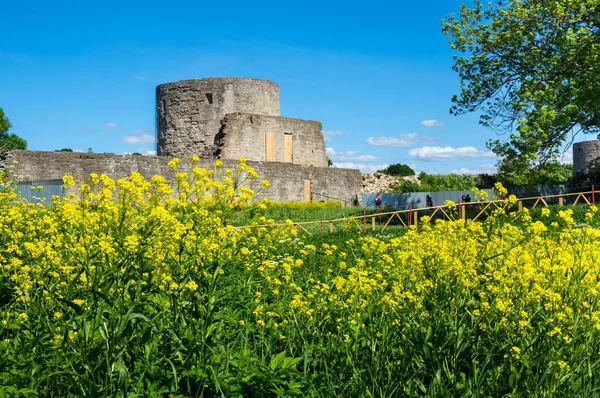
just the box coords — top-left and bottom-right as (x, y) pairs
(237, 189), (596, 236)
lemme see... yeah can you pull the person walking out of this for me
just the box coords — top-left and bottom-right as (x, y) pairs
(426, 195), (433, 207)
(374, 194), (382, 208)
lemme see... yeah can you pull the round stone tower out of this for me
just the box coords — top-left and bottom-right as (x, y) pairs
(573, 139), (600, 173)
(156, 77), (280, 157)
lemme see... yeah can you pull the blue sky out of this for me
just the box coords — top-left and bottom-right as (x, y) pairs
(0, 0), (575, 174)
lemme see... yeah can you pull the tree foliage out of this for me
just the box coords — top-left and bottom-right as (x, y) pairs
(0, 108), (27, 150)
(443, 0), (600, 167)
(570, 159), (600, 188)
(394, 172), (478, 193)
(496, 160), (572, 187)
(378, 163), (415, 177)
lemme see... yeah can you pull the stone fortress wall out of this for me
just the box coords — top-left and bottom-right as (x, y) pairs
(4, 151), (362, 205)
(156, 78), (280, 159)
(573, 139), (600, 173)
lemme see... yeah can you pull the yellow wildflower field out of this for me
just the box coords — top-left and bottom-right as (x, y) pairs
(1, 159), (600, 396)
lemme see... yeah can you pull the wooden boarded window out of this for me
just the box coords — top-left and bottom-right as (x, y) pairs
(265, 133), (274, 161)
(284, 134), (293, 163)
(303, 179), (311, 202)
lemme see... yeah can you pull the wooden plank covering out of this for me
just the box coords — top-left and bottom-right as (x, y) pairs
(304, 179), (311, 202)
(284, 134), (293, 163)
(265, 133), (275, 161)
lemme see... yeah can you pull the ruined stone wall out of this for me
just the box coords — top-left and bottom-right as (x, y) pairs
(6, 151), (361, 205)
(156, 78), (280, 158)
(573, 140), (600, 173)
(220, 113), (328, 167)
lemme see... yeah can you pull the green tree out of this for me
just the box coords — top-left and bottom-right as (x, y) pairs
(393, 172), (478, 193)
(496, 160), (572, 187)
(378, 163), (415, 177)
(443, 0), (600, 168)
(0, 108), (27, 150)
(55, 148), (73, 152)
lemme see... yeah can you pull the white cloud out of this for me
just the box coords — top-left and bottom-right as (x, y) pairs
(451, 164), (498, 175)
(559, 149), (573, 164)
(134, 146), (157, 156)
(420, 119), (445, 128)
(333, 162), (389, 173)
(408, 146), (496, 162)
(366, 132), (437, 148)
(326, 147), (378, 162)
(122, 130), (155, 145)
(103, 123), (118, 129)
(322, 130), (349, 142)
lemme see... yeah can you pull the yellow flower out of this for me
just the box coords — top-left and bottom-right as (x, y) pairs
(167, 157), (180, 168)
(511, 346), (521, 359)
(444, 200), (457, 209)
(557, 360), (567, 369)
(62, 175), (75, 187)
(494, 182), (508, 196)
(185, 281), (198, 291)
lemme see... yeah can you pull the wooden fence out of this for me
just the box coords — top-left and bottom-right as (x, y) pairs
(237, 189), (596, 236)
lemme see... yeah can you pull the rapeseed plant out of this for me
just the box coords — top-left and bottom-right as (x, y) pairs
(0, 162), (600, 396)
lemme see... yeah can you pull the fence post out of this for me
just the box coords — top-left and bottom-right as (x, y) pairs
(364, 209), (367, 233)
(413, 210), (418, 227)
(518, 200), (523, 211)
(559, 197), (564, 206)
(329, 221), (333, 233)
(408, 204), (413, 225)
(372, 216), (375, 231)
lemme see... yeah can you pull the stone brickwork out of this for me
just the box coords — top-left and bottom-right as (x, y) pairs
(361, 173), (421, 194)
(220, 113), (328, 167)
(156, 78), (280, 158)
(573, 140), (600, 173)
(5, 151), (362, 205)
(156, 77), (330, 168)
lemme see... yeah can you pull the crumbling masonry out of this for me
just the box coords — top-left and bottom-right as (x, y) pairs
(4, 77), (362, 204)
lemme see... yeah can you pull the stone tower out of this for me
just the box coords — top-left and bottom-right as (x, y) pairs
(156, 78), (280, 158)
(573, 139), (600, 173)
(156, 77), (328, 167)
